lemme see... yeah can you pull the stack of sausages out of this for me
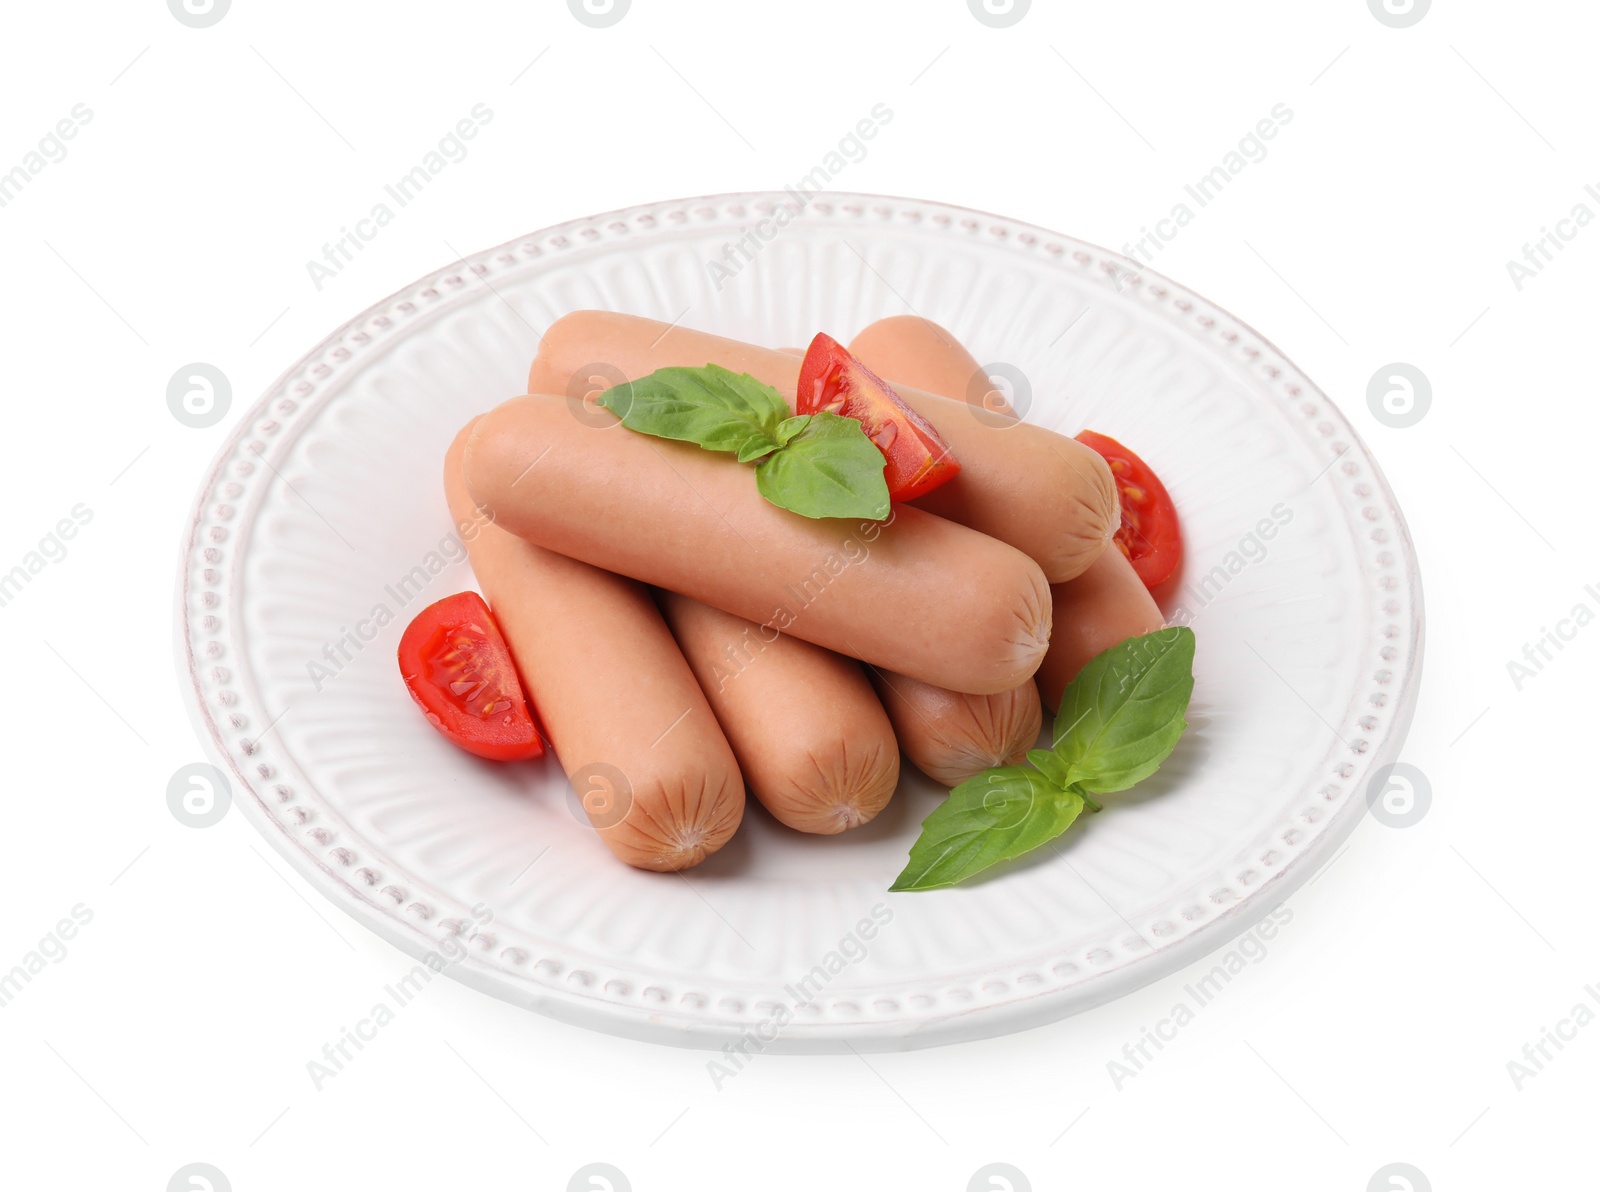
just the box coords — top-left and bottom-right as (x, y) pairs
(448, 312), (1164, 871)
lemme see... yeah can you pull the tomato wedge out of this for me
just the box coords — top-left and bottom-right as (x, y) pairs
(1075, 430), (1183, 590)
(796, 332), (960, 502)
(397, 591), (544, 761)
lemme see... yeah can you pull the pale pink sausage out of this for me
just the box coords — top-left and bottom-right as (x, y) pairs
(1033, 548), (1166, 712)
(443, 420), (744, 871)
(848, 315), (1018, 419)
(848, 317), (1165, 714)
(836, 319), (1042, 784)
(658, 593), (899, 833)
(868, 668), (1041, 788)
(463, 394), (1051, 695)
(535, 311), (1117, 584)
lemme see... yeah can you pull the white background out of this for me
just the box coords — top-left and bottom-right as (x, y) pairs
(1, 1), (1594, 1189)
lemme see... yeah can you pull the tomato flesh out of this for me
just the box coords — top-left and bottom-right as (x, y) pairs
(1074, 430), (1183, 590)
(796, 332), (960, 502)
(397, 591), (544, 761)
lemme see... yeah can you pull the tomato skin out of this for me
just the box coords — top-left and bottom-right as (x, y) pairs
(795, 332), (961, 502)
(1074, 430), (1183, 590)
(397, 591), (544, 761)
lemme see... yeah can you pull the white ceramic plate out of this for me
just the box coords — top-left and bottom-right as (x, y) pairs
(174, 192), (1423, 1052)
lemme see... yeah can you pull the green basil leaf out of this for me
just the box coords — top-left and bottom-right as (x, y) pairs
(1051, 626), (1195, 794)
(1026, 749), (1073, 788)
(774, 414), (811, 448)
(890, 768), (1085, 891)
(736, 437), (782, 464)
(596, 364), (789, 459)
(753, 411), (890, 520)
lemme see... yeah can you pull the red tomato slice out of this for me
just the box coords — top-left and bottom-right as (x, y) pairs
(1074, 430), (1183, 590)
(397, 591), (544, 761)
(796, 332), (961, 502)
